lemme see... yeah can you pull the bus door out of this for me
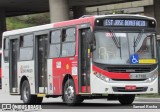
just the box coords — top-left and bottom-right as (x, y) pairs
(35, 31), (49, 94)
(157, 39), (160, 93)
(9, 38), (19, 93)
(78, 24), (91, 93)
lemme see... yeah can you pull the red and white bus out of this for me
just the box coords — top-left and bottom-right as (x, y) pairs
(2, 14), (158, 105)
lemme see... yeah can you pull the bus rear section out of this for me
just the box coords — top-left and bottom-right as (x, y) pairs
(2, 15), (158, 105)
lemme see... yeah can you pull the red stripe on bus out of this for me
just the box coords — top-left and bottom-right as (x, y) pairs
(53, 17), (95, 28)
(92, 65), (130, 79)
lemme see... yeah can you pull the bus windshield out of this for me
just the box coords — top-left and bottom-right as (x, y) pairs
(93, 31), (156, 65)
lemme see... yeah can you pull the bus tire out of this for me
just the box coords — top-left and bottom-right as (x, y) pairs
(21, 80), (39, 104)
(118, 94), (135, 105)
(63, 79), (83, 105)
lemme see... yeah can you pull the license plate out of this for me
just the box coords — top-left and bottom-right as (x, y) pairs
(130, 74), (147, 79)
(125, 86), (136, 90)
(135, 74), (146, 79)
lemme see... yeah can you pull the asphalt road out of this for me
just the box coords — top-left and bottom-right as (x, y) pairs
(0, 89), (160, 112)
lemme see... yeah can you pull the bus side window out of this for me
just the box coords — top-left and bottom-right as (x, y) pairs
(4, 38), (9, 62)
(49, 30), (61, 58)
(61, 28), (76, 57)
(19, 34), (33, 61)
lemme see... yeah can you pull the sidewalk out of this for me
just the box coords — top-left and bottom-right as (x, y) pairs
(135, 97), (160, 102)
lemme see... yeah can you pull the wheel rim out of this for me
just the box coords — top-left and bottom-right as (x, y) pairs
(65, 86), (75, 101)
(23, 85), (29, 102)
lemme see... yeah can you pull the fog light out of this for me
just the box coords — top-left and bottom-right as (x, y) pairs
(150, 88), (153, 91)
(105, 88), (108, 92)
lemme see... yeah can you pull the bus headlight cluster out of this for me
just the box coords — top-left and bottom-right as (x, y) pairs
(147, 73), (158, 83)
(95, 73), (110, 83)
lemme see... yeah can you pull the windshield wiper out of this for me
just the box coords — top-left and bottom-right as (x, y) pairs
(110, 30), (122, 58)
(133, 30), (144, 53)
(134, 30), (144, 47)
(110, 30), (120, 48)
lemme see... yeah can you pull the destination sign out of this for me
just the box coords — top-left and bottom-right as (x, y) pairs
(103, 19), (148, 27)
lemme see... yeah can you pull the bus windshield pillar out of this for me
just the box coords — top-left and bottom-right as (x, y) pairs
(0, 10), (6, 47)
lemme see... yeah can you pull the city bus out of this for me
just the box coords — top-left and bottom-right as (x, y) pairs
(2, 14), (158, 105)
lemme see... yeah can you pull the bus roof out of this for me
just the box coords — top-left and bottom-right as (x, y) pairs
(3, 14), (155, 38)
(3, 24), (54, 38)
(2, 16), (95, 38)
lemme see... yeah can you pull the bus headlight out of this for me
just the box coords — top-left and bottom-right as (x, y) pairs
(95, 73), (110, 83)
(146, 73), (158, 83)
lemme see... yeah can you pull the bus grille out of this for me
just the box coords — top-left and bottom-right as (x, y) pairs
(93, 62), (157, 73)
(106, 66), (151, 73)
(112, 87), (148, 92)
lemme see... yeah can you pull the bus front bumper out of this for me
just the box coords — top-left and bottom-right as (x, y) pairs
(91, 77), (158, 94)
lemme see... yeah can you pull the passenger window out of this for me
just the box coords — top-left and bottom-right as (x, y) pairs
(19, 34), (33, 61)
(66, 28), (76, 41)
(4, 38), (9, 62)
(49, 30), (61, 58)
(61, 28), (76, 57)
(20, 34), (33, 47)
(4, 38), (9, 49)
(51, 30), (61, 44)
(62, 43), (76, 57)
(49, 44), (60, 58)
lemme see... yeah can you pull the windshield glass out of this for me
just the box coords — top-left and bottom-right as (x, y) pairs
(93, 31), (156, 64)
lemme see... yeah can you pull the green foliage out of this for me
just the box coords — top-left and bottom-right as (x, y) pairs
(6, 17), (34, 30)
(6, 13), (50, 30)
(24, 13), (50, 25)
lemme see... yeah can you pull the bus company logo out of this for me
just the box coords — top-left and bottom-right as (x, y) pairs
(2, 104), (42, 111)
(20, 65), (33, 74)
(2, 104), (12, 111)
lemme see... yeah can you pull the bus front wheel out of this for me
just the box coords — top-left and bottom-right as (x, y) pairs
(21, 80), (43, 104)
(63, 79), (84, 105)
(118, 94), (135, 105)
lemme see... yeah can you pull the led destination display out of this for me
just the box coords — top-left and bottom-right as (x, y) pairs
(103, 19), (148, 27)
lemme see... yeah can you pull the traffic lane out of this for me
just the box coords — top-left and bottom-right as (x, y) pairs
(2, 101), (158, 109)
(0, 90), (160, 109)
(40, 101), (160, 109)
(41, 102), (127, 109)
